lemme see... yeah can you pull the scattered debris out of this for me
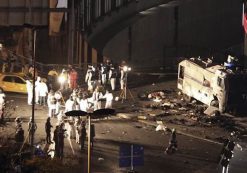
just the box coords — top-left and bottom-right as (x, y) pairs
(138, 115), (147, 120)
(155, 121), (167, 132)
(117, 113), (134, 119)
(178, 107), (187, 111)
(122, 131), (127, 135)
(236, 143), (243, 151)
(204, 106), (219, 116)
(135, 125), (142, 129)
(98, 157), (104, 161)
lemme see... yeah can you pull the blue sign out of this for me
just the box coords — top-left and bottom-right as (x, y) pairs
(119, 144), (144, 168)
(119, 157), (131, 167)
(119, 144), (131, 157)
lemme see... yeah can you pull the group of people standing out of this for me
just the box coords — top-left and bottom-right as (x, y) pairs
(26, 65), (79, 105)
(47, 66), (78, 91)
(25, 59), (129, 109)
(14, 116), (37, 146)
(18, 60), (131, 159)
(51, 118), (92, 158)
(26, 77), (48, 106)
(44, 117), (93, 158)
(85, 60), (129, 92)
(14, 114), (93, 159)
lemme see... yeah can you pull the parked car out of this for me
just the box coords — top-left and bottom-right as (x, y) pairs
(0, 73), (28, 94)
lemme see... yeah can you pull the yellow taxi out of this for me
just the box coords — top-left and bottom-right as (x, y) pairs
(0, 73), (28, 94)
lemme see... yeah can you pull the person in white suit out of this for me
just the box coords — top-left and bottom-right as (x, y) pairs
(79, 95), (90, 112)
(108, 65), (118, 91)
(92, 87), (103, 111)
(35, 76), (41, 104)
(47, 90), (56, 117)
(26, 80), (33, 105)
(54, 90), (63, 115)
(38, 79), (48, 106)
(104, 90), (113, 109)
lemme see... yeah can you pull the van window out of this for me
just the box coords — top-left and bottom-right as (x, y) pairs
(203, 77), (210, 87)
(179, 66), (184, 79)
(217, 77), (223, 87)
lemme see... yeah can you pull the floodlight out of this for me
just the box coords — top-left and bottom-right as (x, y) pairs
(123, 66), (131, 72)
(58, 76), (66, 84)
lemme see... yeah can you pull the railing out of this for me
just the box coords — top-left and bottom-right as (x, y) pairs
(80, 0), (134, 32)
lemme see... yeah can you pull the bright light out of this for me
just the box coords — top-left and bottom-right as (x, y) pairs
(153, 98), (162, 103)
(58, 75), (66, 84)
(123, 66), (131, 72)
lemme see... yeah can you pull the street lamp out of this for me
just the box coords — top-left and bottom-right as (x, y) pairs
(65, 108), (115, 173)
(23, 23), (37, 151)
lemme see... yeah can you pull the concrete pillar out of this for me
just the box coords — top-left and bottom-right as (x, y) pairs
(92, 48), (98, 64)
(84, 40), (88, 65)
(78, 33), (82, 68)
(244, 34), (247, 67)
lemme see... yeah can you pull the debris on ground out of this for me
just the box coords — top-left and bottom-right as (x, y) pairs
(122, 131), (127, 135)
(204, 106), (220, 116)
(98, 157), (104, 161)
(136, 88), (246, 138)
(155, 121), (167, 132)
(138, 115), (148, 120)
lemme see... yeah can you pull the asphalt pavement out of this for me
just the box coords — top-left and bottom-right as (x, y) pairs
(1, 73), (246, 173)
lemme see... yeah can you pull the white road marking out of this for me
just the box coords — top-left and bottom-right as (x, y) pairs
(67, 137), (75, 155)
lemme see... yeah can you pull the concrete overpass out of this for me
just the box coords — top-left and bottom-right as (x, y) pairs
(0, 0), (243, 69)
(84, 0), (243, 69)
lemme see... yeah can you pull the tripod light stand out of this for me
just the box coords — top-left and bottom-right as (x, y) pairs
(119, 66), (134, 102)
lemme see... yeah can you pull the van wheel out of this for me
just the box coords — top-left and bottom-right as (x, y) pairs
(183, 94), (191, 102)
(210, 100), (219, 108)
(0, 87), (4, 92)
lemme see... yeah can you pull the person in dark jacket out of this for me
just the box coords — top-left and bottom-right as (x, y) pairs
(53, 125), (60, 157)
(90, 124), (95, 148)
(15, 127), (24, 143)
(165, 128), (178, 154)
(80, 122), (87, 151)
(27, 117), (37, 144)
(45, 117), (53, 144)
(58, 123), (66, 158)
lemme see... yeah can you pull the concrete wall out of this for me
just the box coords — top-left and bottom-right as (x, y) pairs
(87, 0), (171, 49)
(0, 0), (48, 26)
(103, 0), (243, 69)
